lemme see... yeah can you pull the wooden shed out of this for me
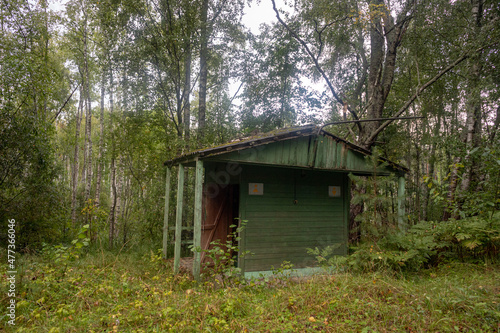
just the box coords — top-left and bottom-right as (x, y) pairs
(162, 125), (407, 279)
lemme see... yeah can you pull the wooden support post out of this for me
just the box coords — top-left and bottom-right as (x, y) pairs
(343, 175), (351, 256)
(192, 160), (204, 281)
(173, 164), (184, 274)
(162, 167), (171, 258)
(397, 176), (406, 231)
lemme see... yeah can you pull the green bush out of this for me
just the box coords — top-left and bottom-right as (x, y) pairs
(312, 214), (500, 273)
(386, 214), (500, 267)
(195, 222), (251, 288)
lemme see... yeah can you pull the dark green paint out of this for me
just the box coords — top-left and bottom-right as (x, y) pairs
(239, 165), (347, 272)
(208, 134), (395, 175)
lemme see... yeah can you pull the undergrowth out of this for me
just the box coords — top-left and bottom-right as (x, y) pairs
(1, 248), (498, 332)
(309, 214), (500, 274)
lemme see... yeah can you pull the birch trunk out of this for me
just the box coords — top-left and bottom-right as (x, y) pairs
(460, 0), (483, 194)
(109, 157), (117, 248)
(198, 0), (209, 142)
(82, 3), (93, 234)
(108, 65), (117, 248)
(422, 114), (441, 221)
(183, 41), (191, 145)
(121, 177), (131, 245)
(95, 73), (105, 209)
(71, 85), (84, 226)
(114, 161), (123, 240)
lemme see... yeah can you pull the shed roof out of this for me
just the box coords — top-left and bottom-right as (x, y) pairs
(164, 124), (408, 174)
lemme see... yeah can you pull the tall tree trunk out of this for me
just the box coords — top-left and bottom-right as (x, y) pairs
(108, 66), (116, 248)
(183, 41), (192, 145)
(121, 177), (131, 245)
(114, 162), (124, 240)
(443, 99), (462, 221)
(109, 157), (117, 248)
(362, 0), (385, 147)
(71, 85), (84, 226)
(349, 184), (365, 244)
(95, 72), (105, 209)
(182, 42), (192, 233)
(460, 0), (483, 194)
(443, 156), (461, 220)
(82, 3), (93, 235)
(198, 0), (209, 142)
(84, 90), (93, 227)
(81, 73), (88, 184)
(414, 141), (421, 221)
(489, 105), (500, 143)
(422, 114), (441, 221)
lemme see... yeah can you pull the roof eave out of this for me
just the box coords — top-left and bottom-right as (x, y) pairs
(163, 125), (317, 167)
(163, 125), (409, 174)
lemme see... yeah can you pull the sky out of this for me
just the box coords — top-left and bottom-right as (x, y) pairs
(243, 0), (287, 34)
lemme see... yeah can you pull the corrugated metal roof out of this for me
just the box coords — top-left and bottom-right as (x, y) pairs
(164, 124), (408, 173)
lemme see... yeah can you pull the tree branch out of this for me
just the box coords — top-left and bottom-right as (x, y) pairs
(210, 0), (228, 25)
(271, 0), (361, 127)
(51, 83), (81, 123)
(367, 51), (472, 144)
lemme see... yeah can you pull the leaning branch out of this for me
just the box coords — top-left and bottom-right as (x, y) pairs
(367, 51), (472, 144)
(271, 0), (361, 128)
(319, 116), (424, 133)
(51, 83), (81, 123)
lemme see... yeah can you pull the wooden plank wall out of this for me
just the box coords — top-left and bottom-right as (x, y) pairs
(210, 134), (392, 174)
(239, 165), (348, 272)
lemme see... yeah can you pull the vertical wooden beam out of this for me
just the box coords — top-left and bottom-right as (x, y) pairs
(162, 167), (171, 258)
(192, 160), (204, 281)
(238, 181), (246, 275)
(397, 175), (406, 231)
(173, 164), (184, 274)
(343, 175), (351, 256)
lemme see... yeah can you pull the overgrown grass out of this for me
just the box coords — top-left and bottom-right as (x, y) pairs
(1, 250), (499, 332)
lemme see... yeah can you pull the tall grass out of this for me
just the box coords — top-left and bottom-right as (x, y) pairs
(1, 249), (498, 332)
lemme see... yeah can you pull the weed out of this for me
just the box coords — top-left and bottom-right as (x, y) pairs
(1, 251), (498, 332)
(195, 221), (251, 289)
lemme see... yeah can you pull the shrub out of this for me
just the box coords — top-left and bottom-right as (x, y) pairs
(311, 214), (500, 272)
(195, 222), (251, 288)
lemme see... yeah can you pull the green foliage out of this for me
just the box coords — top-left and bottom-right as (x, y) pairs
(270, 260), (295, 278)
(386, 215), (500, 266)
(423, 143), (500, 220)
(197, 222), (251, 288)
(2, 251), (498, 332)
(0, 0), (70, 250)
(239, 23), (324, 132)
(81, 199), (108, 239)
(41, 224), (91, 264)
(307, 243), (344, 270)
(313, 214), (500, 273)
(458, 145), (500, 218)
(349, 149), (399, 242)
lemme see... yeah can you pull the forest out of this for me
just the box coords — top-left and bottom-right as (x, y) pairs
(1, 0), (499, 331)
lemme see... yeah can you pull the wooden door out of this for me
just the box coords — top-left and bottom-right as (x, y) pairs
(200, 185), (236, 267)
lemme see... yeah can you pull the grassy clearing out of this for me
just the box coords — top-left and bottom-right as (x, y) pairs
(1, 250), (499, 332)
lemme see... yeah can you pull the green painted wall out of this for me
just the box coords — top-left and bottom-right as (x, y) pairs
(239, 165), (348, 272)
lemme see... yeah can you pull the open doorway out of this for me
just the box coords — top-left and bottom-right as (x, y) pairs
(200, 184), (240, 268)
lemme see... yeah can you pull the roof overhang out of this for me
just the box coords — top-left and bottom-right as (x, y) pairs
(163, 125), (408, 174)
